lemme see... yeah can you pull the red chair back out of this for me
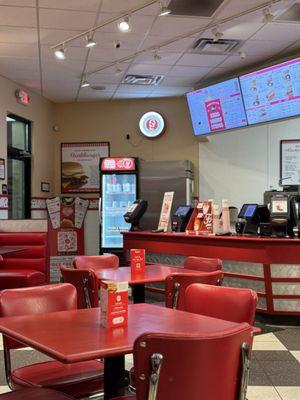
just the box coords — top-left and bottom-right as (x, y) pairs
(60, 265), (98, 309)
(0, 284), (77, 349)
(165, 271), (224, 310)
(183, 256), (222, 272)
(134, 323), (253, 400)
(73, 255), (119, 271)
(185, 284), (257, 326)
(0, 388), (76, 399)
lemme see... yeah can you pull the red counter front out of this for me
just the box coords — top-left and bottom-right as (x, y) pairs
(123, 232), (300, 315)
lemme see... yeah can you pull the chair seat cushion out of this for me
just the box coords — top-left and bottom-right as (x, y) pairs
(0, 269), (45, 289)
(0, 388), (76, 400)
(112, 396), (136, 400)
(11, 360), (104, 397)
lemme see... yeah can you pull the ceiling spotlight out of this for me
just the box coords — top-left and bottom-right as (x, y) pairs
(81, 77), (90, 87)
(158, 1), (171, 16)
(211, 27), (223, 42)
(152, 49), (161, 61)
(86, 34), (97, 48)
(238, 50), (246, 60)
(262, 7), (274, 23)
(118, 16), (131, 32)
(54, 46), (66, 60)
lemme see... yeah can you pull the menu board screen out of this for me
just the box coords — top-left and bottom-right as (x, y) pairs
(240, 57), (300, 125)
(186, 78), (247, 136)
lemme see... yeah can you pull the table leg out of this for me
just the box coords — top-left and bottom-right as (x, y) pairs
(132, 283), (145, 303)
(104, 355), (125, 399)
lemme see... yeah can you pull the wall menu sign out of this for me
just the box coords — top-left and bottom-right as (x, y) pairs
(61, 142), (110, 193)
(280, 139), (300, 186)
(0, 159), (5, 180)
(139, 111), (166, 138)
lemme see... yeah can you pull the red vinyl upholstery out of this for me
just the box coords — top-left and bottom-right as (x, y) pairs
(0, 232), (49, 289)
(73, 254), (119, 271)
(185, 283), (260, 333)
(60, 265), (99, 309)
(165, 271), (224, 310)
(0, 284), (104, 398)
(0, 388), (76, 400)
(183, 256), (222, 272)
(114, 323), (253, 400)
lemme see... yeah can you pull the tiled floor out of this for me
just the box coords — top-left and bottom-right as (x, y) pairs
(0, 328), (299, 399)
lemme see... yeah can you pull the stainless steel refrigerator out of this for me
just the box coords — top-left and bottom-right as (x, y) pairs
(139, 160), (194, 230)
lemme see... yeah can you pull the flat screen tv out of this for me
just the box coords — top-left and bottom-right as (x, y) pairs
(240, 57), (300, 125)
(186, 78), (248, 136)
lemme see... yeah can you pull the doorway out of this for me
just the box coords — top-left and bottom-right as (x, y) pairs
(7, 114), (31, 219)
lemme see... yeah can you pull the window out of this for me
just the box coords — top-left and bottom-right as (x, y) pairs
(7, 114), (31, 219)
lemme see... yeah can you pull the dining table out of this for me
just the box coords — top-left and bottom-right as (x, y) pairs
(0, 303), (242, 399)
(94, 263), (204, 303)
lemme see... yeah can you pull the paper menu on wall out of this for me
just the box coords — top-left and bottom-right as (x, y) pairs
(74, 198), (89, 228)
(158, 192), (174, 232)
(46, 197), (61, 229)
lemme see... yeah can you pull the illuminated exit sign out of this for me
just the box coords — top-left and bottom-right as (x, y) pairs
(15, 89), (30, 105)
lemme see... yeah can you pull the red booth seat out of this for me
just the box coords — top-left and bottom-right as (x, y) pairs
(0, 232), (49, 290)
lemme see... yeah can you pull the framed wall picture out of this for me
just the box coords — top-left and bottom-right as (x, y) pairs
(61, 142), (110, 193)
(41, 182), (50, 192)
(0, 159), (5, 180)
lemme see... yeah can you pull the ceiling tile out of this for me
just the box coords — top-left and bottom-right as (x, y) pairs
(0, 1), (35, 5)
(149, 15), (210, 36)
(133, 51), (182, 65)
(93, 31), (144, 50)
(39, 28), (83, 46)
(176, 53), (228, 67)
(117, 84), (154, 93)
(39, 8), (96, 30)
(39, 0), (100, 12)
(240, 39), (292, 57)
(127, 63), (172, 75)
(0, 5), (37, 27)
(251, 22), (300, 42)
(78, 90), (114, 100)
(0, 27), (37, 44)
(100, 14), (156, 35)
(141, 36), (196, 53)
(113, 92), (149, 99)
(89, 74), (123, 84)
(160, 76), (198, 86)
(0, 43), (38, 58)
(169, 65), (211, 78)
(101, 0), (153, 13)
(88, 47), (134, 62)
(199, 20), (264, 41)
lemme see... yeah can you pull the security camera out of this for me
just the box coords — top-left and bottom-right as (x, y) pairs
(113, 40), (121, 49)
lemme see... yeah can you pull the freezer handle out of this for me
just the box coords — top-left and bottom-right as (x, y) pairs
(98, 197), (102, 224)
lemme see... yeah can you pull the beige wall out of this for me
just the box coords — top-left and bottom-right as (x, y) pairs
(0, 75), (55, 196)
(53, 96), (199, 196)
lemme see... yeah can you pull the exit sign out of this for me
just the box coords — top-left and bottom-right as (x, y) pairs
(15, 89), (30, 105)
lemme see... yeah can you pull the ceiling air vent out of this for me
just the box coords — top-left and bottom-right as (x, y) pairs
(122, 75), (164, 85)
(190, 38), (241, 54)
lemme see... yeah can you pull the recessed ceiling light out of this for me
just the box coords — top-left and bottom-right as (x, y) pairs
(118, 16), (131, 32)
(86, 35), (97, 48)
(54, 46), (66, 60)
(158, 1), (171, 16)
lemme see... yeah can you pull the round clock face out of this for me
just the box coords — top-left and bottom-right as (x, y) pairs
(139, 111), (166, 139)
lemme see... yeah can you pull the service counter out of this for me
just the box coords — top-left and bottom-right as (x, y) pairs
(123, 231), (300, 315)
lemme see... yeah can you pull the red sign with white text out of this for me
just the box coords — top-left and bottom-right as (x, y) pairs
(205, 99), (225, 132)
(100, 281), (128, 328)
(101, 158), (136, 172)
(130, 249), (146, 274)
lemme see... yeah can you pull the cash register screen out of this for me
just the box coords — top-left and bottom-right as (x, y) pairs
(174, 206), (191, 217)
(271, 198), (288, 214)
(238, 204), (258, 219)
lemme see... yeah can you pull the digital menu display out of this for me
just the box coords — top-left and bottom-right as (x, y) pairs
(186, 78), (247, 136)
(240, 57), (300, 125)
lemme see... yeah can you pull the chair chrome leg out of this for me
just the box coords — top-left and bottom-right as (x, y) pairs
(239, 342), (251, 400)
(148, 353), (163, 400)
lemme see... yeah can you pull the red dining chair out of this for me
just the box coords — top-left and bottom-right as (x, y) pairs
(60, 265), (99, 309)
(0, 388), (76, 400)
(73, 254), (119, 271)
(183, 256), (222, 272)
(0, 284), (104, 398)
(185, 283), (261, 335)
(165, 271), (224, 310)
(113, 323), (253, 400)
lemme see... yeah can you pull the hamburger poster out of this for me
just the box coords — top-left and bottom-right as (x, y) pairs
(61, 142), (109, 193)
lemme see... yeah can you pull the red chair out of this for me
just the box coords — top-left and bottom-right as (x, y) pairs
(113, 323), (253, 400)
(165, 271), (224, 310)
(60, 265), (99, 309)
(0, 388), (76, 400)
(0, 284), (104, 398)
(73, 254), (119, 271)
(183, 256), (222, 272)
(185, 283), (261, 334)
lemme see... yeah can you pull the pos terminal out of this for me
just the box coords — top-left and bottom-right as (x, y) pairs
(236, 204), (270, 235)
(171, 206), (193, 232)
